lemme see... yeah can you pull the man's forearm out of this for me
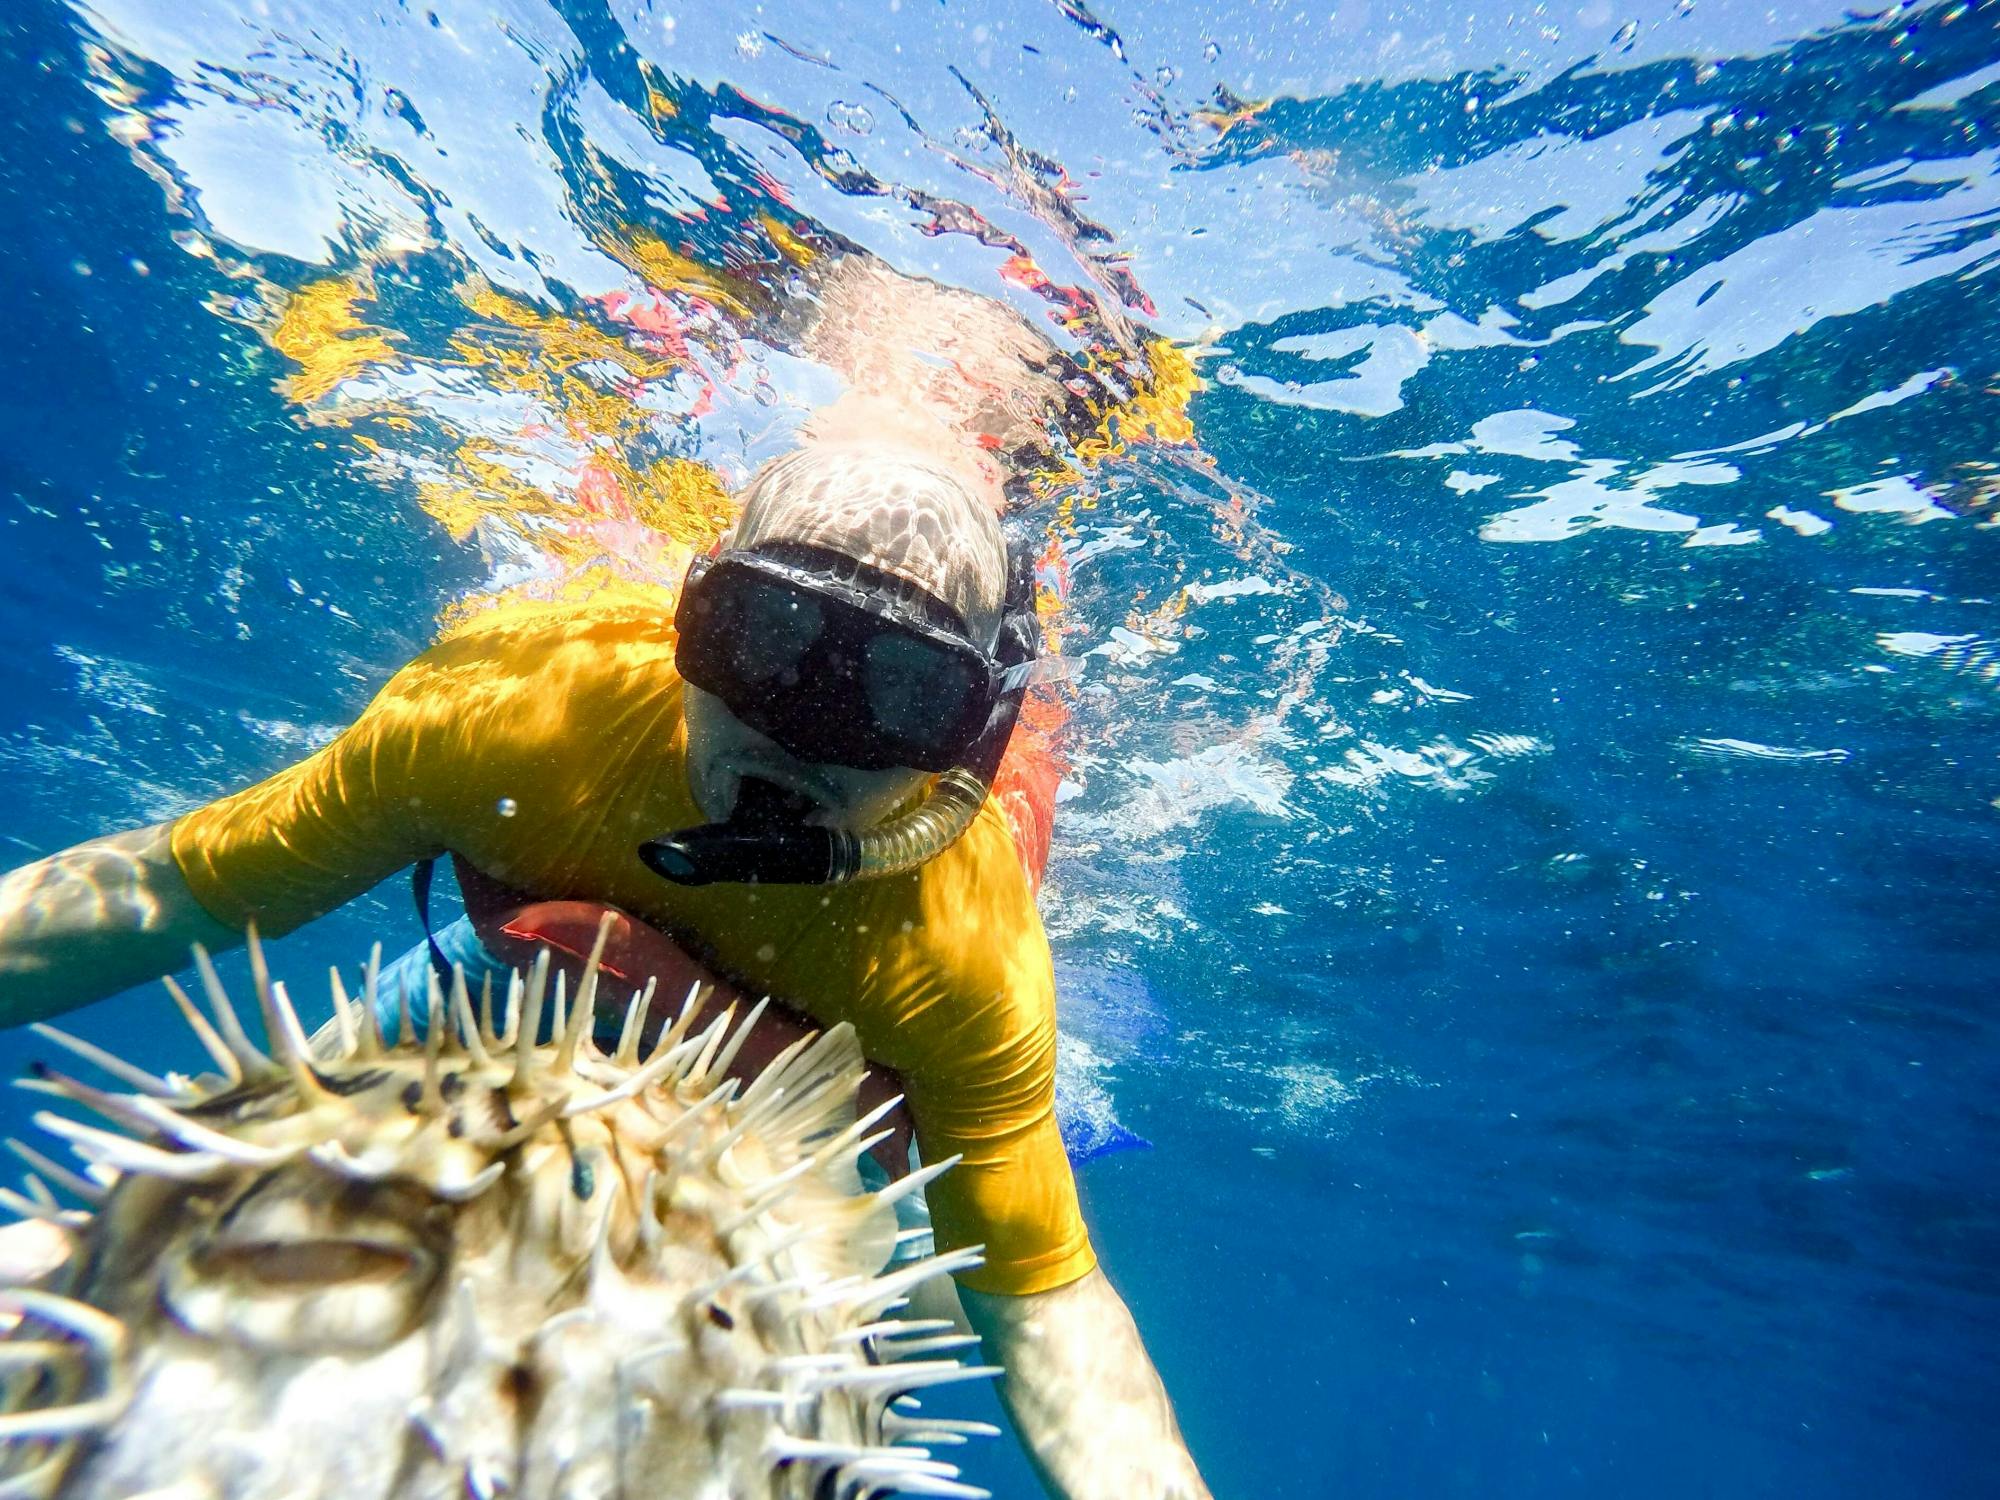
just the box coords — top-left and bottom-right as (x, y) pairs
(960, 1266), (1213, 1500)
(0, 823), (234, 1026)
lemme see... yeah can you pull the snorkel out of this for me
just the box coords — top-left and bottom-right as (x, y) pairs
(639, 539), (1044, 887)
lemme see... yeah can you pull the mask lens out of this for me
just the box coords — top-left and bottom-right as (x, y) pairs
(863, 633), (976, 751)
(722, 578), (823, 688)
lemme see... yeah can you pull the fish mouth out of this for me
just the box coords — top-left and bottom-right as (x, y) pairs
(195, 1188), (426, 1287)
(164, 1174), (446, 1354)
(195, 1238), (420, 1288)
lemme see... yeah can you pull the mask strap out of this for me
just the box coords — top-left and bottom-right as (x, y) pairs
(999, 655), (1083, 694)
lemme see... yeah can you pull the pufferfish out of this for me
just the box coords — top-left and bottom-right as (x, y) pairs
(0, 920), (995, 1499)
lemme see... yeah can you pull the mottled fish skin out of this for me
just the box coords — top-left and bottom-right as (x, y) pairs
(0, 922), (995, 1500)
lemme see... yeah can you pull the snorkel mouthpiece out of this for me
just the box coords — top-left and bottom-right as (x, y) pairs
(639, 777), (858, 887)
(638, 821), (850, 886)
(637, 770), (991, 888)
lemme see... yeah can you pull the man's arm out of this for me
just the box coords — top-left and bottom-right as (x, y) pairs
(0, 822), (236, 1027)
(960, 1268), (1213, 1500)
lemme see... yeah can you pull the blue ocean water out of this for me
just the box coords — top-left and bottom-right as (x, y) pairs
(3, 0), (1998, 1496)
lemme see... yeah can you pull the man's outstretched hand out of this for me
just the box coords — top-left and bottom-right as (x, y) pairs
(0, 823), (234, 1027)
(961, 1266), (1215, 1500)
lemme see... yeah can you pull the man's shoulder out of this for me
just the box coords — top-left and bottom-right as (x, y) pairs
(860, 806), (1056, 1089)
(429, 584), (679, 654)
(406, 586), (681, 696)
(898, 801), (1053, 999)
(355, 585), (683, 781)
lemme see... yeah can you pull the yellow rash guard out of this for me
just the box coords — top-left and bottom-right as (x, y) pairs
(170, 593), (1094, 1296)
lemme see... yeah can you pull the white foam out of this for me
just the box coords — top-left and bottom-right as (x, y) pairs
(1184, 576), (1280, 604)
(1683, 738), (1850, 763)
(1879, 631), (1980, 658)
(1768, 506), (1832, 536)
(1829, 477), (1954, 524)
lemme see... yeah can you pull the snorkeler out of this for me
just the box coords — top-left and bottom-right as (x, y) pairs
(0, 260), (1215, 1499)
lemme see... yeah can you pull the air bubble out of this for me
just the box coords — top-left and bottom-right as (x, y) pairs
(496, 797), (518, 817)
(1202, 40), (1221, 62)
(1155, 65), (1177, 86)
(826, 100), (874, 136)
(1611, 19), (1638, 49)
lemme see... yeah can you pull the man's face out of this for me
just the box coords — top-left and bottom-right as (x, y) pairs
(678, 439), (1007, 833)
(682, 683), (929, 832)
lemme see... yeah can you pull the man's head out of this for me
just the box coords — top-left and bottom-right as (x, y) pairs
(681, 441), (1009, 832)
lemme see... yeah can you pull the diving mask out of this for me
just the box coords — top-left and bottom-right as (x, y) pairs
(671, 540), (1008, 773)
(641, 536), (1057, 887)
